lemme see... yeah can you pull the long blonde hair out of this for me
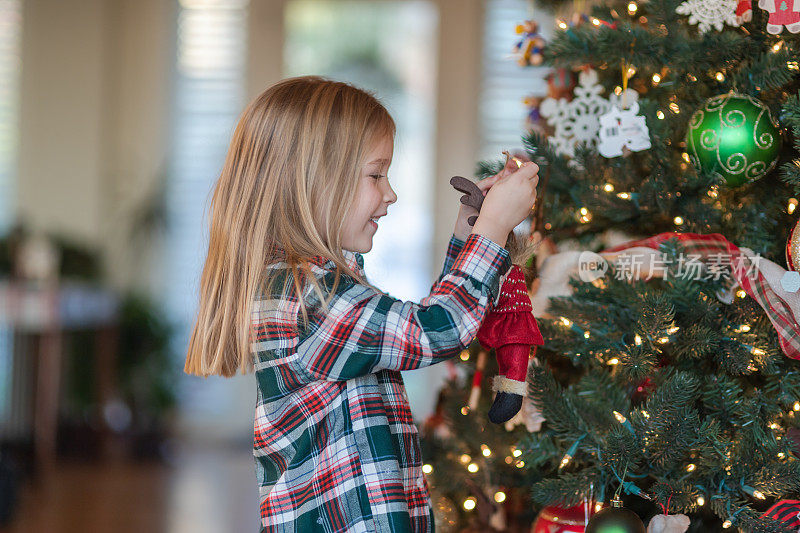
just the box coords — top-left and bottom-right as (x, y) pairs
(185, 76), (395, 377)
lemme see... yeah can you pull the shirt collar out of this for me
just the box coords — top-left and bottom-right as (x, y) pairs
(290, 249), (365, 275)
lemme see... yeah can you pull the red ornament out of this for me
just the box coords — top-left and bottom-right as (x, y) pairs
(477, 264), (544, 423)
(532, 504), (595, 533)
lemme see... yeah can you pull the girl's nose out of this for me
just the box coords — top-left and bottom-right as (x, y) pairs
(382, 180), (397, 205)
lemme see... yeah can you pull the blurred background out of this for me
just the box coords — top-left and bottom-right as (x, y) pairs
(0, 0), (550, 530)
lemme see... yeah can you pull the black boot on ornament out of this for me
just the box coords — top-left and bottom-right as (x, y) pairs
(488, 377), (527, 424)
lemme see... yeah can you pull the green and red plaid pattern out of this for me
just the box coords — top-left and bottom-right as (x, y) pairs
(252, 233), (511, 532)
(604, 232), (800, 360)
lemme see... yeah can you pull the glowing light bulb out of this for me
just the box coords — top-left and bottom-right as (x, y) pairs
(584, 330), (591, 338)
(557, 20), (567, 29)
(641, 410), (650, 418)
(738, 324), (751, 332)
(494, 491), (506, 503)
(560, 317), (572, 326)
(707, 186), (718, 198)
(686, 463), (696, 472)
(769, 422), (780, 430)
(467, 462), (479, 473)
(794, 401), (800, 411)
(788, 61), (799, 70)
(656, 110), (665, 120)
(422, 464), (433, 474)
(789, 198), (798, 214)
(667, 326), (680, 334)
(595, 502), (604, 512)
(651, 73), (661, 84)
(460, 454), (471, 464)
(772, 41), (784, 52)
(682, 152), (691, 163)
(634, 334), (642, 345)
(722, 519), (732, 528)
(752, 347), (765, 356)
(463, 497), (476, 511)
(481, 445), (492, 457)
(512, 449), (522, 458)
(614, 86), (623, 95)
(715, 72), (725, 81)
(560, 454), (572, 469)
(604, 183), (614, 192)
(674, 216), (684, 225)
(592, 17), (601, 26)
(628, 2), (638, 14)
(657, 336), (669, 344)
(516, 460), (525, 468)
(753, 490), (766, 500)
(778, 452), (786, 459)
(669, 102), (680, 113)
(607, 358), (620, 365)
(613, 411), (627, 423)
(461, 406), (469, 415)
(736, 290), (747, 299)
(697, 496), (705, 506)
(617, 192), (631, 199)
(459, 350), (470, 361)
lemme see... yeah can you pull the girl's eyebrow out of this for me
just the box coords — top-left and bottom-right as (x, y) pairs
(369, 158), (390, 165)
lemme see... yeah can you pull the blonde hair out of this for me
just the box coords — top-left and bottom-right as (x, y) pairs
(185, 76), (395, 377)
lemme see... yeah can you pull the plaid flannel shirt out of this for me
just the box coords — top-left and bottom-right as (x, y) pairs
(251, 233), (511, 532)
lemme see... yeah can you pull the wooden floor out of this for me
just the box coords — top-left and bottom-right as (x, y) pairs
(5, 442), (260, 533)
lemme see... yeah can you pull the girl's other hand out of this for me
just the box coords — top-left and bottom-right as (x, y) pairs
(452, 158), (520, 241)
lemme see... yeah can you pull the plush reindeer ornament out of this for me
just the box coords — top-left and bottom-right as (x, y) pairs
(450, 172), (544, 423)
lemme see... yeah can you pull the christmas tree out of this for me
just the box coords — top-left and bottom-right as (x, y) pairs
(422, 0), (800, 531)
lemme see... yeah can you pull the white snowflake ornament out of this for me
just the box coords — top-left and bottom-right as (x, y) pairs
(597, 101), (652, 158)
(676, 0), (741, 32)
(540, 69), (638, 158)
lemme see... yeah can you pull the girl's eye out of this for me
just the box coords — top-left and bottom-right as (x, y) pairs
(369, 174), (386, 180)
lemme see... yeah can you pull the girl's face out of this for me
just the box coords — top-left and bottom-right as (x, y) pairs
(342, 135), (397, 253)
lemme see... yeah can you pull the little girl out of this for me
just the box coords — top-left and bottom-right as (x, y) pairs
(184, 76), (539, 532)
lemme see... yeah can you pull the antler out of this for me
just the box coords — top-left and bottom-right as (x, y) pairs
(449, 176), (484, 226)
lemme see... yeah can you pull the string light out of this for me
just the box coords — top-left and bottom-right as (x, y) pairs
(753, 490), (766, 500)
(595, 502), (604, 512)
(788, 61), (799, 71)
(557, 20), (568, 29)
(617, 192), (632, 199)
(516, 460), (525, 468)
(463, 497), (476, 511)
(422, 464), (433, 474)
(715, 72), (725, 81)
(494, 491), (506, 503)
(628, 2), (638, 14)
(772, 41), (784, 52)
(460, 454), (471, 464)
(789, 198), (798, 214)
(669, 102), (680, 113)
(707, 186), (718, 198)
(778, 452), (786, 459)
(641, 410), (650, 418)
(652, 73), (661, 84)
(512, 449), (522, 458)
(607, 357), (620, 365)
(584, 330), (591, 338)
(656, 110), (665, 120)
(627, 66), (637, 78)
(752, 347), (766, 356)
(657, 336), (669, 344)
(736, 324), (751, 332)
(604, 183), (615, 192)
(686, 463), (696, 472)
(769, 422), (780, 430)
(613, 411), (627, 423)
(481, 445), (492, 457)
(736, 289), (747, 299)
(559, 454), (572, 469)
(667, 326), (680, 334)
(459, 350), (470, 361)
(461, 406), (469, 415)
(591, 17), (601, 26)
(722, 519), (732, 528)
(560, 317), (572, 326)
(794, 401), (800, 411)
(634, 334), (642, 345)
(682, 152), (691, 163)
(687, 73), (697, 81)
(697, 496), (705, 506)
(467, 462), (479, 473)
(504, 456), (513, 464)
(673, 216), (684, 225)
(614, 85), (623, 95)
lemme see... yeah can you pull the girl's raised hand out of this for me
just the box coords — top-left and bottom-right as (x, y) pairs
(452, 158), (520, 241)
(471, 162), (539, 247)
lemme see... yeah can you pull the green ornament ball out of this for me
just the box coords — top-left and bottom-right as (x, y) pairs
(586, 500), (645, 533)
(685, 93), (782, 187)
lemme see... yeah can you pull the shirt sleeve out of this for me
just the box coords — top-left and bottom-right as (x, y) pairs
(292, 233), (511, 382)
(429, 234), (466, 291)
